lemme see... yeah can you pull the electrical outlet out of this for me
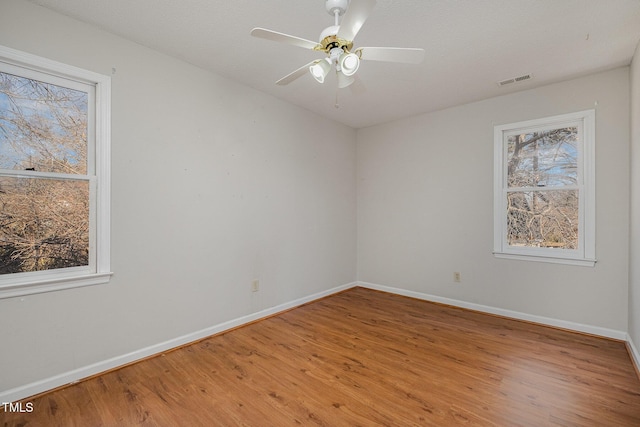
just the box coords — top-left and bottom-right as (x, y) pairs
(251, 279), (260, 292)
(453, 272), (461, 282)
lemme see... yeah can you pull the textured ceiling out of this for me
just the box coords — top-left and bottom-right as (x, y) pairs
(26, 0), (640, 129)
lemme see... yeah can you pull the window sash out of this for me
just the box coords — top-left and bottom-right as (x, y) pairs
(502, 119), (584, 189)
(0, 173), (96, 274)
(0, 61), (96, 176)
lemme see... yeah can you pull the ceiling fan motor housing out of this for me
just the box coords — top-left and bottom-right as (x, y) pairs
(319, 25), (353, 52)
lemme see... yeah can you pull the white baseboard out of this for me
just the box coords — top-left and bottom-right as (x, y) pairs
(0, 282), (357, 403)
(627, 335), (640, 374)
(357, 281), (627, 341)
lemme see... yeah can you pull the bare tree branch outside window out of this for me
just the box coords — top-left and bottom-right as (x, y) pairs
(505, 128), (579, 249)
(0, 71), (89, 274)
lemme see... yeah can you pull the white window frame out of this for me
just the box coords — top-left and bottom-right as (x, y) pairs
(493, 110), (596, 267)
(0, 45), (111, 298)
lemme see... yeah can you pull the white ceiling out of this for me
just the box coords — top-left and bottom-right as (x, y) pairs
(27, 0), (640, 129)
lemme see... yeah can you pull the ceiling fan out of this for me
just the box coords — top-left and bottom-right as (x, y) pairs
(250, 0), (425, 89)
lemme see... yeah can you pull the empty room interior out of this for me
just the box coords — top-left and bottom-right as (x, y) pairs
(2, 0), (640, 425)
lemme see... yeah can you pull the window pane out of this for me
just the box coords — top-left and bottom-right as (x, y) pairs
(0, 71), (88, 174)
(0, 176), (89, 274)
(507, 190), (578, 250)
(507, 127), (577, 188)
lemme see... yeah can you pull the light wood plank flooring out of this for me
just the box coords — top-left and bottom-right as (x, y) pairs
(2, 287), (640, 426)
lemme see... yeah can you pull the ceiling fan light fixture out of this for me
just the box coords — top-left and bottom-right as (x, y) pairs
(339, 52), (360, 76)
(310, 58), (332, 83)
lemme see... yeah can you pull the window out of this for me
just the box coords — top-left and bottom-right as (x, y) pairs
(0, 45), (111, 298)
(493, 110), (595, 266)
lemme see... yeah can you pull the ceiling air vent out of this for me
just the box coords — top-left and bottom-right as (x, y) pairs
(498, 74), (533, 87)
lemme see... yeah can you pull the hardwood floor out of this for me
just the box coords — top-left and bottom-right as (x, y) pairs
(3, 287), (640, 426)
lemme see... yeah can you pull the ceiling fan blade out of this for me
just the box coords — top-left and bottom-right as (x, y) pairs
(355, 47), (425, 64)
(336, 0), (377, 42)
(276, 60), (320, 85)
(251, 27), (321, 50)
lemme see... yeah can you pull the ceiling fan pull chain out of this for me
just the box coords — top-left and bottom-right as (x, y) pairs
(335, 89), (340, 109)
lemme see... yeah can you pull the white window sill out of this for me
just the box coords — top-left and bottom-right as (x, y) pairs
(493, 252), (596, 267)
(0, 272), (113, 299)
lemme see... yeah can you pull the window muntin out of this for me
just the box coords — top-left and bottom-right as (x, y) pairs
(0, 45), (111, 298)
(494, 111), (595, 266)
